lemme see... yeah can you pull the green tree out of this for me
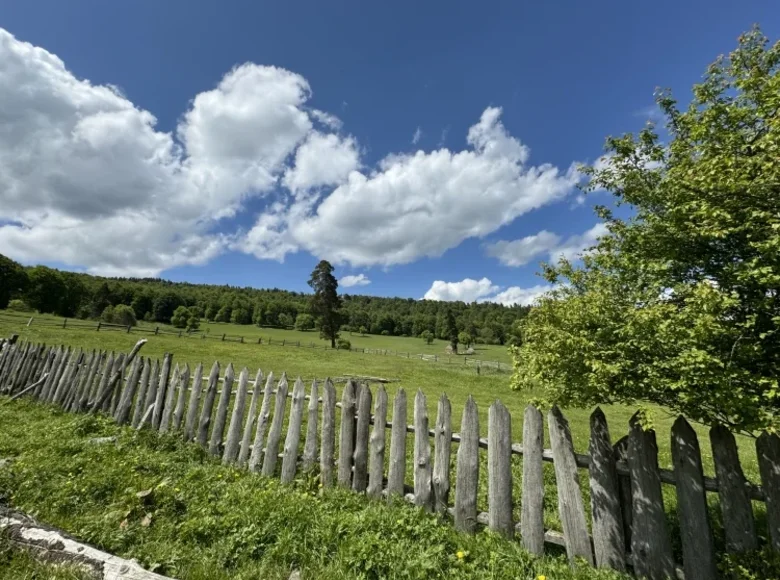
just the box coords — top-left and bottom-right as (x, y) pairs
(205, 303), (219, 321)
(295, 313), (315, 331)
(231, 307), (251, 325)
(445, 310), (459, 352)
(513, 28), (780, 433)
(278, 312), (293, 327)
(420, 330), (434, 345)
(308, 260), (342, 348)
(0, 254), (28, 310)
(458, 331), (473, 348)
(112, 304), (137, 327)
(171, 305), (190, 328)
(359, 325), (367, 336)
(215, 305), (231, 323)
(26, 266), (66, 314)
(187, 315), (200, 331)
(152, 292), (183, 324)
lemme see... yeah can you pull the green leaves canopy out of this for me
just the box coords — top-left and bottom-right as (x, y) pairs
(513, 28), (780, 433)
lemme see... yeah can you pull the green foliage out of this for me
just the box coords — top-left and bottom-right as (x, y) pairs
(277, 312), (293, 328)
(717, 547), (780, 580)
(152, 292), (183, 324)
(171, 306), (190, 329)
(26, 266), (67, 315)
(513, 28), (780, 433)
(446, 310), (459, 351)
(230, 307), (251, 325)
(336, 338), (351, 350)
(359, 325), (367, 336)
(6, 299), (32, 312)
(0, 254), (28, 310)
(100, 304), (137, 326)
(308, 260), (342, 348)
(421, 330), (434, 345)
(381, 330), (390, 336)
(294, 313), (315, 331)
(186, 316), (200, 332)
(458, 331), (473, 348)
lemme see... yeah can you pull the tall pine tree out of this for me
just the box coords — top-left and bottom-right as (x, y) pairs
(308, 260), (342, 348)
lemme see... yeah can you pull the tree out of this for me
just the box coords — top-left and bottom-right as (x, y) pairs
(0, 254), (28, 310)
(421, 330), (434, 345)
(152, 292), (183, 324)
(187, 315), (200, 331)
(445, 309), (459, 352)
(359, 325), (367, 336)
(278, 312), (293, 328)
(112, 304), (137, 327)
(231, 307), (251, 325)
(26, 266), (66, 315)
(205, 303), (219, 321)
(295, 313), (315, 331)
(458, 331), (473, 348)
(308, 260), (342, 348)
(513, 28), (780, 433)
(171, 306), (190, 329)
(215, 305), (231, 323)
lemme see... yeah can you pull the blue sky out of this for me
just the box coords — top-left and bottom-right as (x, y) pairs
(1, 1), (777, 304)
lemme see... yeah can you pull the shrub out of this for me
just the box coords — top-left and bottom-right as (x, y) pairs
(6, 299), (32, 312)
(420, 330), (434, 345)
(381, 330), (390, 336)
(186, 316), (200, 331)
(295, 313), (315, 331)
(113, 304), (137, 327)
(170, 306), (190, 329)
(336, 338), (351, 350)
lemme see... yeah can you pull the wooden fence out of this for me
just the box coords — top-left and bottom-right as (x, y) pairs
(1, 337), (778, 580)
(0, 312), (510, 374)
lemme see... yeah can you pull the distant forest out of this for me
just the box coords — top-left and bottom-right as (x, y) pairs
(0, 254), (530, 345)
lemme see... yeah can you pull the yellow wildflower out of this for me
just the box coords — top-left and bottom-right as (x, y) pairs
(537, 576), (546, 580)
(456, 551), (465, 560)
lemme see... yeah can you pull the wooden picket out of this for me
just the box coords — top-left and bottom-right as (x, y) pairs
(4, 337), (780, 580)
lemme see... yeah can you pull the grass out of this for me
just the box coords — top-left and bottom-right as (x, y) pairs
(0, 399), (631, 580)
(0, 535), (92, 580)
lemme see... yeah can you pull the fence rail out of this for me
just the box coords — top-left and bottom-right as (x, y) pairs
(1, 335), (776, 580)
(0, 312), (511, 373)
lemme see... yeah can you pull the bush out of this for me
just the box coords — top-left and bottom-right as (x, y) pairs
(295, 313), (315, 331)
(6, 299), (32, 312)
(381, 330), (390, 336)
(336, 338), (351, 350)
(420, 330), (434, 345)
(186, 316), (200, 331)
(113, 304), (137, 327)
(170, 306), (190, 329)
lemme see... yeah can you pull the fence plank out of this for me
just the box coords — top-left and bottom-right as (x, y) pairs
(238, 369), (264, 466)
(613, 435), (633, 553)
(338, 380), (357, 488)
(710, 425), (758, 553)
(261, 374), (289, 477)
(52, 349), (78, 405)
(367, 385), (388, 499)
(39, 346), (62, 402)
(115, 356), (143, 425)
(629, 414), (675, 579)
(248, 372), (275, 473)
(352, 383), (372, 492)
(519, 405), (544, 554)
(46, 347), (71, 403)
(172, 363), (191, 431)
(196, 361), (220, 447)
(183, 363), (204, 442)
(34, 348), (56, 400)
(223, 367), (250, 463)
(131, 358), (152, 428)
(757, 432), (780, 551)
(320, 378), (336, 488)
(159, 363), (180, 433)
(414, 390), (433, 512)
(107, 353), (124, 415)
(387, 388), (407, 500)
(302, 379), (319, 472)
(433, 394), (452, 514)
(672, 416), (717, 580)
(488, 401), (513, 537)
(209, 363), (234, 456)
(588, 408), (625, 571)
(549, 406), (593, 564)
(455, 396), (479, 534)
(152, 353), (173, 430)
(66, 349), (93, 412)
(280, 377), (306, 483)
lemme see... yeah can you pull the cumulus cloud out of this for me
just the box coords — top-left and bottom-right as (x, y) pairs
(411, 127), (422, 145)
(423, 277), (552, 306)
(0, 28), (581, 277)
(485, 223), (608, 267)
(340, 274), (371, 287)
(244, 107), (580, 267)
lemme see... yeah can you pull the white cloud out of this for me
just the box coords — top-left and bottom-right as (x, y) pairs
(244, 107), (580, 267)
(423, 277), (552, 306)
(282, 132), (360, 194)
(310, 109), (342, 130)
(340, 274), (371, 287)
(412, 127), (422, 145)
(423, 278), (499, 302)
(485, 222), (608, 267)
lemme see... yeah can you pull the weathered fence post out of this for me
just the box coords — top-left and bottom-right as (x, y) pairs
(158, 363), (180, 432)
(262, 374), (289, 477)
(115, 357), (144, 426)
(209, 364), (234, 456)
(196, 361), (220, 447)
(280, 378), (306, 483)
(414, 390), (433, 511)
(488, 401), (513, 537)
(152, 353), (173, 430)
(671, 416), (717, 580)
(302, 379), (319, 472)
(172, 364), (191, 431)
(238, 369), (264, 465)
(352, 384), (372, 492)
(521, 405), (544, 554)
(320, 378), (336, 487)
(757, 432), (780, 551)
(628, 414), (675, 579)
(223, 367), (250, 463)
(367, 386), (388, 499)
(455, 396), (479, 533)
(387, 388), (407, 500)
(183, 363), (205, 442)
(248, 372), (275, 473)
(433, 394), (452, 514)
(588, 408), (625, 571)
(549, 406), (593, 564)
(338, 380), (357, 487)
(131, 358), (152, 428)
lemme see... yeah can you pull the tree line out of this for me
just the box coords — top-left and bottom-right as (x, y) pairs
(0, 254), (530, 346)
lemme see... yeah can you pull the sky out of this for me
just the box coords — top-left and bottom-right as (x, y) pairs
(1, 1), (777, 305)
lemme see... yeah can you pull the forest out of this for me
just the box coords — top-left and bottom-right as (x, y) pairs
(0, 253), (529, 345)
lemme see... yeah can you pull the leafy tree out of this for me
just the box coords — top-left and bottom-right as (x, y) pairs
(152, 292), (183, 324)
(101, 305), (116, 323)
(420, 330), (434, 345)
(445, 309), (459, 352)
(26, 266), (66, 314)
(215, 305), (231, 323)
(90, 282), (113, 318)
(0, 254), (28, 310)
(513, 28), (780, 433)
(187, 316), (200, 331)
(131, 293), (154, 321)
(278, 312), (294, 327)
(458, 331), (473, 348)
(7, 299), (32, 312)
(359, 325), (367, 336)
(171, 306), (190, 329)
(112, 304), (137, 327)
(59, 272), (86, 317)
(295, 313), (315, 331)
(336, 338), (351, 350)
(231, 307), (252, 325)
(205, 303), (219, 321)
(308, 260), (342, 348)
